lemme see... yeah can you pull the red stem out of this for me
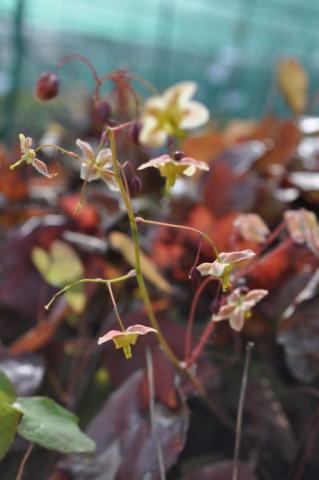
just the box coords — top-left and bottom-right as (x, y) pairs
(188, 318), (216, 366)
(56, 54), (102, 99)
(184, 276), (214, 362)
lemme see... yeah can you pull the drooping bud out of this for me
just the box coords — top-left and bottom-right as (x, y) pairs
(127, 121), (142, 145)
(35, 72), (59, 100)
(93, 100), (112, 124)
(188, 266), (202, 285)
(129, 176), (142, 195)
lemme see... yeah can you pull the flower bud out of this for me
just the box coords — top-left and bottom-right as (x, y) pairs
(127, 121), (142, 145)
(188, 266), (201, 285)
(35, 72), (59, 100)
(129, 176), (142, 195)
(93, 100), (112, 124)
(174, 150), (186, 161)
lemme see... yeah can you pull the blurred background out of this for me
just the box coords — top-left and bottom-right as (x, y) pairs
(1, 0), (319, 142)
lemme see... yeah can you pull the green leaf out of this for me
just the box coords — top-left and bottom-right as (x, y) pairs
(31, 240), (84, 288)
(0, 370), (16, 405)
(0, 371), (20, 460)
(14, 397), (95, 453)
(0, 403), (21, 460)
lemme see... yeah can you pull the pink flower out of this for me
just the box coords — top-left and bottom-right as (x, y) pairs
(213, 288), (268, 331)
(97, 324), (157, 359)
(234, 213), (270, 243)
(138, 154), (209, 189)
(284, 208), (319, 256)
(197, 249), (256, 290)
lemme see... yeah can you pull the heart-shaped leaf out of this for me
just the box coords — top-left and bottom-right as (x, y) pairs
(14, 396), (95, 453)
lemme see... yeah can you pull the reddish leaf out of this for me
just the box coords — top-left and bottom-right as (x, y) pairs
(60, 370), (189, 480)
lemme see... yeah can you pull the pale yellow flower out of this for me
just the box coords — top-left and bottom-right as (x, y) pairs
(284, 208), (319, 256)
(234, 213), (270, 243)
(98, 325), (157, 359)
(139, 82), (209, 147)
(138, 153), (209, 189)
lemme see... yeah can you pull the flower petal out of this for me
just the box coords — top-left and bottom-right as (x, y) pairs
(197, 262), (214, 276)
(243, 289), (268, 305)
(97, 329), (123, 345)
(163, 81), (197, 104)
(180, 101), (210, 129)
(138, 155), (171, 171)
(213, 303), (237, 321)
(229, 308), (245, 331)
(96, 148), (112, 167)
(80, 163), (100, 182)
(126, 324), (158, 336)
(32, 158), (57, 178)
(76, 139), (94, 161)
(219, 249), (256, 264)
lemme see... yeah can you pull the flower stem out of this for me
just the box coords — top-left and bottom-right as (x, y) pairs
(135, 216), (219, 258)
(15, 443), (33, 480)
(107, 126), (181, 369)
(44, 270), (136, 310)
(184, 276), (214, 362)
(107, 282), (126, 331)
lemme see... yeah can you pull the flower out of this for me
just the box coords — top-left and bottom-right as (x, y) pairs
(284, 208), (319, 256)
(97, 325), (157, 359)
(76, 139), (119, 191)
(213, 288), (268, 331)
(138, 154), (209, 189)
(139, 82), (209, 147)
(36, 71), (59, 101)
(197, 249), (256, 290)
(11, 134), (57, 178)
(234, 213), (270, 243)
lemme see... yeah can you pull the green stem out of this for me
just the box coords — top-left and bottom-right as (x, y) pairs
(107, 126), (181, 369)
(44, 270), (136, 310)
(135, 216), (219, 258)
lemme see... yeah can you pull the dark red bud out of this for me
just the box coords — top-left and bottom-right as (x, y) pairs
(93, 100), (112, 124)
(36, 71), (59, 100)
(127, 121), (142, 145)
(174, 150), (186, 161)
(189, 266), (201, 285)
(129, 176), (142, 195)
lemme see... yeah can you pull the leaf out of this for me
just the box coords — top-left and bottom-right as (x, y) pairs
(59, 370), (189, 480)
(0, 370), (21, 460)
(0, 403), (21, 460)
(109, 231), (172, 294)
(14, 397), (95, 453)
(31, 240), (84, 288)
(277, 58), (308, 114)
(0, 369), (16, 405)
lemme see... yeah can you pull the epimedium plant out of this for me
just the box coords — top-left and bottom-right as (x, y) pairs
(6, 54), (319, 478)
(10, 56), (269, 369)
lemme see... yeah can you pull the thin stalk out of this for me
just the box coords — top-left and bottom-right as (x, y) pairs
(146, 347), (166, 480)
(184, 276), (214, 362)
(135, 217), (219, 258)
(233, 342), (254, 480)
(15, 443), (34, 480)
(44, 270), (136, 310)
(107, 282), (125, 331)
